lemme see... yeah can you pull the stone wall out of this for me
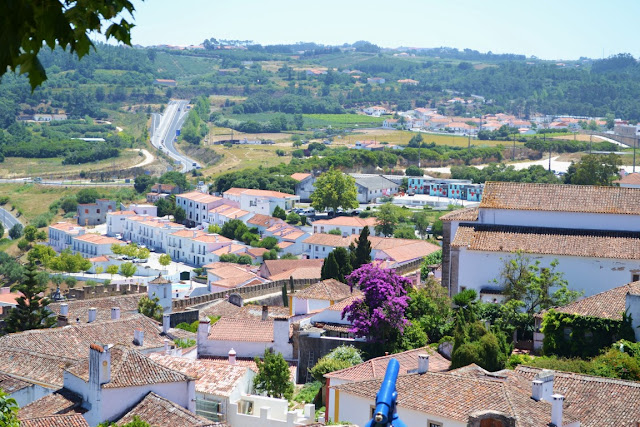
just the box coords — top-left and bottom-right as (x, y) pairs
(66, 283), (147, 300)
(296, 334), (368, 383)
(168, 310), (199, 328)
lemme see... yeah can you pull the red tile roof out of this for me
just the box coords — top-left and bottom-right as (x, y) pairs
(480, 181), (640, 215)
(615, 173), (640, 185)
(207, 318), (279, 342)
(439, 206), (479, 222)
(312, 216), (378, 228)
(452, 224), (640, 260)
(326, 347), (450, 381)
(261, 259), (324, 279)
(224, 188), (297, 199)
(149, 354), (252, 396)
(0, 373), (31, 393)
(0, 347), (75, 388)
(115, 392), (219, 427)
(20, 414), (89, 427)
(176, 191), (221, 204)
(291, 173), (312, 182)
(19, 389), (83, 419)
(48, 294), (143, 323)
(201, 356), (297, 383)
(73, 233), (123, 245)
(294, 279), (354, 301)
(66, 345), (191, 388)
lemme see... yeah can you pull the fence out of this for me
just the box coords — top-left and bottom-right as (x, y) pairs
(172, 278), (318, 311)
(66, 283), (147, 300)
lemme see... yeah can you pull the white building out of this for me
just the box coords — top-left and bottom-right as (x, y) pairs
(167, 229), (233, 267)
(106, 210), (137, 237)
(48, 222), (85, 252)
(197, 317), (293, 360)
(289, 279), (354, 316)
(122, 216), (185, 252)
(223, 188), (299, 216)
(203, 262), (267, 293)
(207, 204), (252, 227)
(311, 216), (377, 237)
(362, 106), (388, 116)
(291, 173), (316, 202)
(263, 223), (309, 255)
(352, 175), (399, 203)
(71, 233), (124, 258)
(442, 182), (640, 299)
(176, 191), (227, 227)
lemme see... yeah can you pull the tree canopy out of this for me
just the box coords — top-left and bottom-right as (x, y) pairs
(253, 348), (294, 400)
(311, 168), (359, 213)
(4, 262), (56, 333)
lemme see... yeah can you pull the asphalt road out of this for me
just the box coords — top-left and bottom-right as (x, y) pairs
(0, 206), (22, 238)
(150, 100), (199, 172)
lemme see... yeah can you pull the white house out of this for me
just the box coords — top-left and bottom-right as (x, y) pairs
(614, 172), (640, 189)
(167, 229), (233, 267)
(197, 317), (293, 360)
(311, 216), (377, 237)
(176, 191), (227, 227)
(203, 262), (267, 293)
(207, 204), (252, 227)
(442, 182), (640, 299)
(289, 279), (354, 316)
(223, 188), (299, 216)
(352, 175), (399, 203)
(71, 233), (125, 258)
(62, 344), (195, 426)
(263, 223), (309, 255)
(48, 222), (85, 252)
(106, 210), (137, 237)
(362, 106), (388, 116)
(122, 216), (185, 252)
(291, 173), (316, 202)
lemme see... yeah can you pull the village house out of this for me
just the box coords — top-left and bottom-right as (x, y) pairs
(262, 222), (309, 255)
(366, 77), (385, 85)
(207, 204), (252, 227)
(153, 78), (177, 86)
(176, 191), (229, 228)
(311, 216), (377, 237)
(121, 216), (185, 253)
(48, 222), (86, 252)
(71, 233), (125, 258)
(614, 172), (640, 189)
(247, 214), (285, 235)
(112, 392), (214, 426)
(397, 79), (419, 85)
(203, 262), (267, 293)
(105, 204), (158, 237)
(258, 259), (324, 281)
(441, 182), (640, 299)
(289, 279), (354, 316)
(291, 173), (316, 202)
(76, 199), (117, 226)
(362, 106), (388, 116)
(222, 188), (299, 216)
(352, 174), (399, 203)
(146, 183), (181, 203)
(167, 229), (233, 267)
(48, 293), (144, 325)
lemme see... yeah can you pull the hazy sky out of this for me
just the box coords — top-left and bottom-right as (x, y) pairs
(128, 0), (640, 60)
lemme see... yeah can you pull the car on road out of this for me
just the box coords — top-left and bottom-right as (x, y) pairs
(115, 233), (123, 240)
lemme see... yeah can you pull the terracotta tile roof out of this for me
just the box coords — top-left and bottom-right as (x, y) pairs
(269, 266), (323, 281)
(204, 262), (266, 289)
(303, 233), (355, 247)
(19, 389), (83, 419)
(333, 371), (577, 426)
(208, 206), (250, 219)
(171, 229), (208, 238)
(88, 255), (110, 262)
(312, 217), (378, 228)
(439, 206), (479, 222)
(514, 366), (640, 427)
(176, 191), (221, 204)
(212, 244), (247, 256)
(326, 347), (450, 381)
(376, 240), (441, 264)
(224, 188), (296, 199)
(199, 300), (243, 318)
(614, 173), (640, 185)
(149, 354), (252, 396)
(294, 279), (354, 301)
(326, 294), (363, 312)
(115, 392), (219, 427)
(20, 414), (89, 427)
(193, 234), (232, 244)
(49, 294), (143, 323)
(277, 241), (294, 250)
(66, 345), (190, 388)
(0, 290), (23, 306)
(199, 301), (290, 320)
(208, 318), (280, 342)
(0, 347), (75, 388)
(247, 214), (282, 227)
(480, 181), (640, 215)
(49, 222), (83, 232)
(246, 247), (269, 257)
(0, 314), (167, 359)
(291, 173), (311, 182)
(452, 224), (640, 260)
(262, 259), (324, 278)
(0, 373), (31, 393)
(200, 356), (297, 383)
(537, 281), (640, 320)
(73, 233), (123, 245)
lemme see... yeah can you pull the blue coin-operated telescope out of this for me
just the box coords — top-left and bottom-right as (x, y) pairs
(365, 358), (407, 427)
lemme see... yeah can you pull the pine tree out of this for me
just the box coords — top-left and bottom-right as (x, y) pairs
(353, 226), (372, 269)
(4, 262), (56, 333)
(253, 348), (294, 399)
(321, 252), (340, 281)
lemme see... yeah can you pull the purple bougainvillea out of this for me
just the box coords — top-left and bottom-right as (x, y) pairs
(341, 263), (412, 343)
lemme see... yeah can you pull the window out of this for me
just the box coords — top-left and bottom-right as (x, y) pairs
(428, 422), (443, 427)
(85, 209), (89, 214)
(633, 274), (640, 282)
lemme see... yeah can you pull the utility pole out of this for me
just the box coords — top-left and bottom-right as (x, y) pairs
(634, 136), (637, 174)
(548, 142), (552, 172)
(512, 132), (516, 161)
(589, 134), (592, 154)
(468, 133), (471, 150)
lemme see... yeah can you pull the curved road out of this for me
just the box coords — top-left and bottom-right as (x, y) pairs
(0, 206), (22, 238)
(150, 100), (200, 172)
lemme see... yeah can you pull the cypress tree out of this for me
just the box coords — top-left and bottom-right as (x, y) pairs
(354, 226), (372, 269)
(321, 252), (340, 281)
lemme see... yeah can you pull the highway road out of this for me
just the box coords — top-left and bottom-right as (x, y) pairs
(150, 100), (199, 172)
(0, 206), (22, 238)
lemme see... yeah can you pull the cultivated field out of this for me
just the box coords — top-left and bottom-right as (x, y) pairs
(551, 134), (607, 142)
(342, 128), (514, 147)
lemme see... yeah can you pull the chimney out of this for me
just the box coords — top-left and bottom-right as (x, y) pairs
(88, 307), (97, 323)
(193, 230), (198, 238)
(164, 338), (171, 355)
(60, 303), (69, 316)
(162, 313), (171, 334)
(261, 305), (269, 321)
(417, 354), (430, 374)
(532, 371), (554, 401)
(134, 329), (144, 346)
(89, 343), (111, 386)
(551, 394), (564, 427)
(228, 348), (237, 365)
(111, 307), (120, 320)
(57, 315), (68, 327)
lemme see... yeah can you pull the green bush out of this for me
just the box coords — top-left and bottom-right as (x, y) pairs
(293, 381), (321, 403)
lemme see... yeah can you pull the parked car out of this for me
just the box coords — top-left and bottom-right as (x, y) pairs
(115, 233), (123, 240)
(303, 208), (315, 216)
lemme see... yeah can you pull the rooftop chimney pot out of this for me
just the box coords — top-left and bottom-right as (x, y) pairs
(162, 313), (171, 334)
(60, 303), (69, 317)
(111, 307), (120, 320)
(88, 307), (97, 323)
(261, 305), (268, 321)
(229, 348), (237, 365)
(551, 394), (564, 427)
(417, 354), (430, 374)
(134, 329), (144, 346)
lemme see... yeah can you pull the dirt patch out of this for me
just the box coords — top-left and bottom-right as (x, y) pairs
(552, 134), (606, 142)
(179, 144), (224, 166)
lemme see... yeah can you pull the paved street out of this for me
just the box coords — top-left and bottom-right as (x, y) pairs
(0, 206), (22, 238)
(150, 100), (199, 172)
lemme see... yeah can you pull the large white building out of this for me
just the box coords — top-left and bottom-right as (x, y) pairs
(442, 182), (640, 299)
(176, 191), (228, 227)
(167, 229), (233, 267)
(311, 216), (377, 237)
(222, 188), (299, 216)
(48, 222), (85, 252)
(71, 233), (124, 258)
(121, 216), (185, 253)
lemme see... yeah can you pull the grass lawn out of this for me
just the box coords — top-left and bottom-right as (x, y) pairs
(0, 149), (142, 179)
(201, 144), (293, 178)
(225, 113), (385, 130)
(335, 128), (514, 148)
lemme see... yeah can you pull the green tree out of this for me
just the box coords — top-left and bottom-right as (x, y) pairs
(0, 389), (19, 427)
(272, 205), (286, 220)
(138, 295), (163, 321)
(119, 262), (137, 278)
(352, 226), (372, 269)
(64, 277), (77, 289)
(420, 250), (443, 280)
(413, 212), (430, 239)
(159, 254), (171, 267)
(564, 153), (622, 186)
(221, 219), (248, 240)
(2, 0), (138, 89)
(496, 251), (581, 316)
(394, 225), (417, 239)
(311, 168), (359, 213)
(60, 198), (78, 213)
(106, 264), (119, 278)
(405, 165), (424, 176)
(76, 188), (101, 204)
(23, 225), (38, 242)
(0, 222), (4, 238)
(27, 244), (56, 267)
(253, 348), (294, 400)
(134, 175), (155, 193)
(8, 224), (23, 240)
(173, 206), (186, 223)
(208, 224), (222, 234)
(50, 250), (91, 274)
(4, 262), (56, 333)
(321, 252), (340, 281)
(258, 236), (279, 250)
(286, 211), (300, 224)
(310, 345), (363, 383)
(328, 228), (342, 235)
(374, 203), (398, 237)
(405, 277), (453, 343)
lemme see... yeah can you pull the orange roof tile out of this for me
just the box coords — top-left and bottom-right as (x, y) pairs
(208, 318), (277, 342)
(176, 191), (221, 204)
(73, 234), (123, 245)
(291, 173), (312, 182)
(312, 217), (378, 228)
(294, 279), (353, 301)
